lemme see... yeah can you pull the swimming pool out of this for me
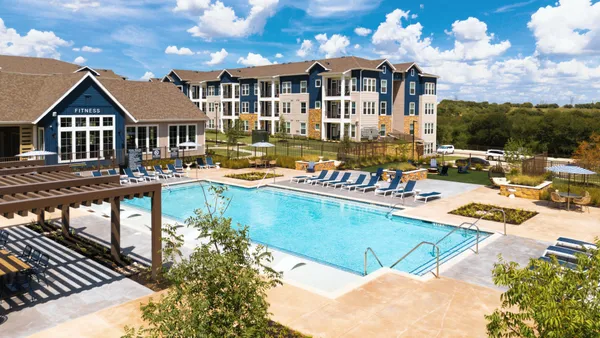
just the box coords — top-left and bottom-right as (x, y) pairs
(125, 183), (489, 275)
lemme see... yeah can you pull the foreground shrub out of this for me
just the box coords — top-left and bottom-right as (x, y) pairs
(507, 174), (547, 187)
(449, 203), (537, 225)
(225, 172), (283, 181)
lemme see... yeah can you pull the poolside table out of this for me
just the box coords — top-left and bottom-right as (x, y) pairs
(0, 249), (30, 278)
(559, 192), (582, 211)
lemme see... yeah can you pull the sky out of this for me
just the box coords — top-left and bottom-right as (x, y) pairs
(1, 0), (599, 104)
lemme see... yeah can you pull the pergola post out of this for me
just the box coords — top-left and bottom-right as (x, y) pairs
(61, 206), (70, 237)
(37, 210), (45, 227)
(110, 197), (121, 263)
(151, 188), (162, 279)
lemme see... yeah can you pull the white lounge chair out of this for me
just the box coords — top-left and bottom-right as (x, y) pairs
(414, 191), (442, 203)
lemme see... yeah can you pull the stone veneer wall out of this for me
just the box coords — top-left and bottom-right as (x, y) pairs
(295, 160), (336, 171)
(378, 115), (392, 136)
(403, 116), (419, 136)
(382, 169), (427, 182)
(308, 108), (322, 139)
(239, 113), (258, 131)
(499, 181), (552, 200)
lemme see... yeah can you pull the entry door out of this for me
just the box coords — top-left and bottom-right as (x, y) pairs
(0, 127), (20, 158)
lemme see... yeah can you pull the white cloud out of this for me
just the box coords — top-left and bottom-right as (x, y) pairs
(73, 56), (86, 64)
(74, 45), (102, 53)
(173, 0), (210, 14)
(296, 39), (313, 57)
(354, 44), (360, 49)
(528, 0), (600, 55)
(315, 33), (350, 58)
(0, 18), (71, 58)
(187, 0), (279, 40)
(305, 0), (381, 18)
(165, 45), (195, 55)
(410, 13), (418, 19)
(111, 25), (157, 48)
(275, 53), (283, 58)
(237, 52), (273, 66)
(354, 27), (372, 36)
(495, 0), (536, 13)
(205, 48), (228, 65)
(140, 71), (155, 81)
(60, 0), (100, 11)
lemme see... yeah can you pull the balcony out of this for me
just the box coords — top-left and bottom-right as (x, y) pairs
(326, 88), (350, 97)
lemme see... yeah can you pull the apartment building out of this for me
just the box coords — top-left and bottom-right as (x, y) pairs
(162, 56), (439, 155)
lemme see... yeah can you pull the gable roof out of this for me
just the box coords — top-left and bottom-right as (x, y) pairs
(0, 54), (125, 79)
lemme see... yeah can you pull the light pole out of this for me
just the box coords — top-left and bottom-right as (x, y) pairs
(410, 121), (416, 160)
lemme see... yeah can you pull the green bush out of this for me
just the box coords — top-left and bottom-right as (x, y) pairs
(508, 174), (547, 187)
(474, 164), (483, 171)
(449, 203), (538, 225)
(224, 172), (283, 181)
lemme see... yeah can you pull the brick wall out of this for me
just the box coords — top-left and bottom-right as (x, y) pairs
(403, 116), (419, 136)
(239, 113), (258, 131)
(308, 108), (322, 139)
(378, 115), (392, 136)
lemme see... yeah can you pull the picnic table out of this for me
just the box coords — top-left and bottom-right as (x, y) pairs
(0, 249), (30, 277)
(559, 192), (582, 211)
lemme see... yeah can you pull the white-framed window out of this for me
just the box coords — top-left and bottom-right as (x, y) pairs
(254, 102), (258, 113)
(409, 102), (416, 115)
(315, 123), (320, 131)
(208, 86), (215, 96)
(254, 120), (259, 130)
(282, 81), (292, 94)
(351, 102), (356, 115)
(410, 68), (415, 76)
(409, 82), (416, 95)
(126, 125), (159, 153)
(191, 85), (200, 99)
(425, 82), (436, 95)
(424, 122), (435, 135)
(381, 79), (387, 94)
(380, 101), (387, 115)
(351, 77), (357, 92)
(207, 119), (215, 129)
(241, 84), (250, 96)
(300, 80), (307, 93)
(380, 124), (386, 136)
(254, 83), (259, 96)
(285, 121), (291, 134)
(362, 78), (376, 92)
(424, 142), (434, 155)
(282, 102), (291, 114)
(425, 102), (435, 115)
(315, 101), (321, 109)
(201, 102), (206, 112)
(36, 128), (45, 151)
(300, 122), (306, 135)
(301, 102), (307, 114)
(168, 124), (197, 149)
(382, 65), (387, 74)
(58, 115), (115, 162)
(242, 102), (249, 113)
(362, 101), (376, 115)
(315, 79), (321, 87)
(242, 120), (249, 132)
(208, 102), (215, 113)
(350, 124), (356, 138)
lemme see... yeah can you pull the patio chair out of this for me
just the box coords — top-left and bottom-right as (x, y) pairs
(371, 168), (384, 179)
(269, 159), (277, 168)
(196, 157), (207, 169)
(0, 231), (8, 249)
(457, 165), (469, 174)
(174, 159), (184, 171)
(153, 165), (173, 179)
(306, 170), (328, 184)
(256, 159), (264, 167)
(550, 191), (567, 209)
(314, 171), (340, 186)
(544, 245), (589, 265)
(248, 159), (257, 168)
(30, 253), (50, 285)
(205, 157), (217, 168)
(108, 169), (129, 185)
(28, 249), (41, 265)
(538, 256), (579, 270)
(325, 172), (352, 188)
(573, 191), (591, 213)
(374, 171), (403, 196)
(167, 164), (186, 178)
(414, 191), (442, 203)
(429, 158), (438, 173)
(92, 171), (102, 177)
(124, 168), (144, 183)
(355, 174), (381, 193)
(555, 237), (597, 252)
(306, 161), (316, 173)
(17, 245), (32, 262)
(341, 174), (367, 191)
(138, 166), (159, 181)
(439, 165), (449, 176)
(394, 180), (419, 199)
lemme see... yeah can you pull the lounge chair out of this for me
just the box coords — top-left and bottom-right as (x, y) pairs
(153, 165), (173, 179)
(355, 174), (381, 193)
(124, 168), (144, 183)
(174, 159), (184, 171)
(555, 237), (597, 251)
(414, 191), (442, 203)
(374, 171), (403, 196)
(92, 171), (102, 177)
(306, 161), (316, 173)
(305, 170), (328, 184)
(394, 180), (419, 199)
(439, 165), (449, 176)
(167, 164), (186, 177)
(538, 256), (578, 270)
(313, 171), (339, 186)
(325, 172), (352, 188)
(108, 169), (128, 185)
(371, 168), (384, 179)
(206, 157), (217, 168)
(457, 165), (469, 174)
(138, 166), (159, 181)
(543, 245), (590, 264)
(196, 157), (207, 169)
(341, 174), (367, 191)
(428, 158), (438, 173)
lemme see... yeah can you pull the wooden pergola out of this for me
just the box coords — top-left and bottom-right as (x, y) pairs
(0, 159), (45, 170)
(0, 166), (163, 278)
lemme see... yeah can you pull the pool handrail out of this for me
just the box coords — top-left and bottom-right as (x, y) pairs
(390, 241), (440, 278)
(364, 247), (384, 276)
(435, 221), (481, 254)
(473, 208), (506, 236)
(256, 168), (277, 189)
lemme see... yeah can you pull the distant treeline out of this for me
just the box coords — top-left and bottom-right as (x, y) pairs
(437, 100), (600, 157)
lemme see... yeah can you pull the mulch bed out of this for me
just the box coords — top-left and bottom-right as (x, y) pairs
(449, 203), (538, 225)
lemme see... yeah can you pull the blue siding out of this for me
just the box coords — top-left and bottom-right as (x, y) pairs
(404, 65), (420, 116)
(308, 64), (325, 108)
(38, 77), (126, 165)
(206, 81), (220, 95)
(419, 76), (437, 95)
(169, 71), (189, 97)
(219, 71), (237, 84)
(378, 61), (393, 115)
(360, 70), (379, 91)
(239, 79), (257, 113)
(280, 74), (308, 94)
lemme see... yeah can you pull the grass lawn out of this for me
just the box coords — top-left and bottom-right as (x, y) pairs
(428, 169), (490, 185)
(362, 162), (417, 173)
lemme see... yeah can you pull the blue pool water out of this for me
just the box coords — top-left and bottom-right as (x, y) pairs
(125, 183), (489, 275)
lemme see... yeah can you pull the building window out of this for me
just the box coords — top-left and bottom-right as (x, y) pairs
(191, 85), (200, 99)
(315, 123), (320, 131)
(241, 84), (250, 96)
(425, 82), (436, 95)
(409, 102), (416, 115)
(125, 125), (159, 153)
(58, 115), (115, 162)
(362, 101), (376, 115)
(425, 102), (435, 115)
(381, 80), (387, 94)
(242, 120), (249, 132)
(382, 65), (387, 74)
(168, 124), (197, 149)
(315, 79), (321, 88)
(351, 102), (356, 115)
(424, 122), (435, 135)
(362, 78), (376, 92)
(253, 83), (259, 96)
(410, 82), (416, 95)
(410, 68), (415, 76)
(282, 82), (292, 94)
(315, 101), (321, 109)
(285, 122), (291, 134)
(208, 102), (215, 112)
(351, 78), (357, 92)
(207, 119), (215, 129)
(254, 101), (258, 113)
(208, 86), (215, 96)
(380, 124), (386, 136)
(350, 124), (356, 138)
(300, 81), (307, 93)
(254, 120), (259, 130)
(300, 122), (306, 135)
(242, 102), (249, 113)
(301, 102), (307, 114)
(282, 102), (291, 114)
(380, 101), (387, 115)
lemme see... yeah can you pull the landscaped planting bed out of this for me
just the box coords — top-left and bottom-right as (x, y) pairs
(224, 171), (283, 181)
(449, 203), (538, 225)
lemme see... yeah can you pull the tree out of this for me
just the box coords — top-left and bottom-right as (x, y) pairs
(504, 138), (533, 166)
(225, 119), (245, 145)
(573, 132), (600, 169)
(276, 115), (288, 139)
(125, 185), (281, 337)
(486, 242), (600, 337)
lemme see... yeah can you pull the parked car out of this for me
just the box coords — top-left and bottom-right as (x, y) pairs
(486, 149), (505, 161)
(437, 145), (455, 154)
(456, 157), (490, 167)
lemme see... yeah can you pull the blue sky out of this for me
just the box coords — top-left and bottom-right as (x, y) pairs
(1, 0), (599, 104)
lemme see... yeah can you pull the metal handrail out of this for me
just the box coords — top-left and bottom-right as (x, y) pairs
(465, 223), (481, 254)
(385, 202), (404, 218)
(364, 247), (384, 276)
(390, 241), (440, 278)
(434, 221), (481, 254)
(256, 168), (277, 189)
(474, 208), (507, 235)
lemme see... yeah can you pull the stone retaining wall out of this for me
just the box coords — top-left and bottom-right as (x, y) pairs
(382, 169), (428, 182)
(499, 181), (552, 200)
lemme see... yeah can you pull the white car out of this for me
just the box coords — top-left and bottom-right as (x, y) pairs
(436, 145), (455, 154)
(486, 149), (505, 161)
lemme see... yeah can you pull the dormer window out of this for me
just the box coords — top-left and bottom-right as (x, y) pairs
(382, 65), (387, 74)
(410, 68), (415, 76)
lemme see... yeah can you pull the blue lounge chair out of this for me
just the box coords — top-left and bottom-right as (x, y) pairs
(394, 180), (418, 199)
(92, 171), (102, 177)
(355, 174), (381, 193)
(108, 169), (128, 185)
(206, 157), (217, 168)
(138, 166), (159, 181)
(414, 191), (442, 203)
(167, 164), (186, 177)
(325, 172), (351, 188)
(374, 171), (403, 196)
(306, 161), (316, 173)
(196, 157), (207, 169)
(153, 165), (173, 179)
(538, 256), (578, 270)
(544, 245), (590, 264)
(313, 171), (339, 186)
(341, 174), (367, 191)
(124, 168), (144, 183)
(371, 168), (384, 179)
(555, 237), (597, 252)
(306, 170), (328, 184)
(174, 159), (184, 171)
(458, 165), (469, 174)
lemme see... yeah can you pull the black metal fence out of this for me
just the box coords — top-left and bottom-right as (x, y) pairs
(522, 153), (600, 186)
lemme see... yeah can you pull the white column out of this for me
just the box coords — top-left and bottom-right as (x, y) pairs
(257, 81), (262, 117)
(199, 85), (203, 103)
(341, 75), (346, 121)
(321, 76), (326, 140)
(219, 84), (224, 132)
(271, 79), (276, 135)
(339, 122), (344, 140)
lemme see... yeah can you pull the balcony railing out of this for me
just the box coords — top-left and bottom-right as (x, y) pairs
(326, 109), (342, 119)
(326, 88), (350, 96)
